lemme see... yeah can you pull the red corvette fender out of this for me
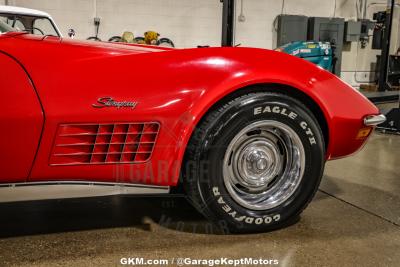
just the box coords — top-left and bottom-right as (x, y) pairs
(0, 34), (379, 186)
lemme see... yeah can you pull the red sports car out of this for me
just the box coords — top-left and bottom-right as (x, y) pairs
(0, 22), (385, 233)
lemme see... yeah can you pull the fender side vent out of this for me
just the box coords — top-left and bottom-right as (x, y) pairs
(50, 122), (159, 165)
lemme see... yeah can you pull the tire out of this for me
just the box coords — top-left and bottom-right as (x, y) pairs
(108, 36), (122, 42)
(157, 38), (175, 47)
(134, 37), (145, 44)
(87, 36), (102, 42)
(182, 92), (325, 233)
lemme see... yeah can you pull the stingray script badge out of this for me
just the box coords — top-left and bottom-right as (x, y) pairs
(92, 97), (138, 109)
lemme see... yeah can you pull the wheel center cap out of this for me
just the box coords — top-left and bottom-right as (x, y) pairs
(237, 140), (283, 188)
(256, 157), (268, 171)
(246, 149), (272, 177)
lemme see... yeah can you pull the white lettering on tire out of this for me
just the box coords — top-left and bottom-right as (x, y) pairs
(254, 105), (298, 120)
(212, 187), (281, 225)
(264, 216), (272, 224)
(300, 121), (317, 145)
(254, 105), (317, 145)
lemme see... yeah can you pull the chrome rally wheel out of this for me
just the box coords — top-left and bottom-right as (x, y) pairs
(223, 121), (305, 211)
(183, 91), (325, 233)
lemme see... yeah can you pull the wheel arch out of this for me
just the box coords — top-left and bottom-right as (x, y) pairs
(174, 82), (329, 189)
(183, 83), (330, 163)
(256, 83), (329, 151)
(191, 83), (329, 150)
(172, 82), (330, 187)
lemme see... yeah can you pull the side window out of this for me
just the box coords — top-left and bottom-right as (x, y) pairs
(33, 18), (58, 36)
(11, 19), (25, 31)
(0, 15), (25, 31)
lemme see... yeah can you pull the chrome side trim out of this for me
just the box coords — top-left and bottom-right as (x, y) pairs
(0, 182), (169, 203)
(364, 114), (386, 126)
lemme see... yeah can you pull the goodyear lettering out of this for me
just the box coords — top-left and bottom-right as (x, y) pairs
(222, 205), (231, 213)
(235, 216), (246, 222)
(229, 211), (237, 218)
(213, 187), (221, 196)
(245, 217), (254, 224)
(212, 187), (281, 225)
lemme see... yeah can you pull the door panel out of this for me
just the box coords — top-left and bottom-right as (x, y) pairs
(0, 52), (44, 183)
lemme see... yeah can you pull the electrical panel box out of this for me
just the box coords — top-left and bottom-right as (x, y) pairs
(276, 15), (308, 47)
(308, 17), (345, 76)
(359, 19), (375, 39)
(345, 20), (361, 42)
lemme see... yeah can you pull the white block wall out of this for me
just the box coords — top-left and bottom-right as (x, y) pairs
(13, 0), (223, 47)
(13, 0), (345, 48)
(8, 0), (400, 86)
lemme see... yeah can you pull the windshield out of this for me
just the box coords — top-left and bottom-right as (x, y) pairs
(0, 13), (59, 36)
(0, 19), (14, 33)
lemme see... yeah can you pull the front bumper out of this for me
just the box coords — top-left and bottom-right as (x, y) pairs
(364, 114), (387, 126)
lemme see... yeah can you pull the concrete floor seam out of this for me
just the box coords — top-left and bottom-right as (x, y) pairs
(318, 189), (400, 228)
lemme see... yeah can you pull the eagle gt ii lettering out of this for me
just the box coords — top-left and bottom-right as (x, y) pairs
(254, 105), (317, 145)
(0, 28), (386, 233)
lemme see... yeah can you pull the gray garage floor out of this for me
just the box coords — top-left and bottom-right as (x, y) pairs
(0, 132), (399, 267)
